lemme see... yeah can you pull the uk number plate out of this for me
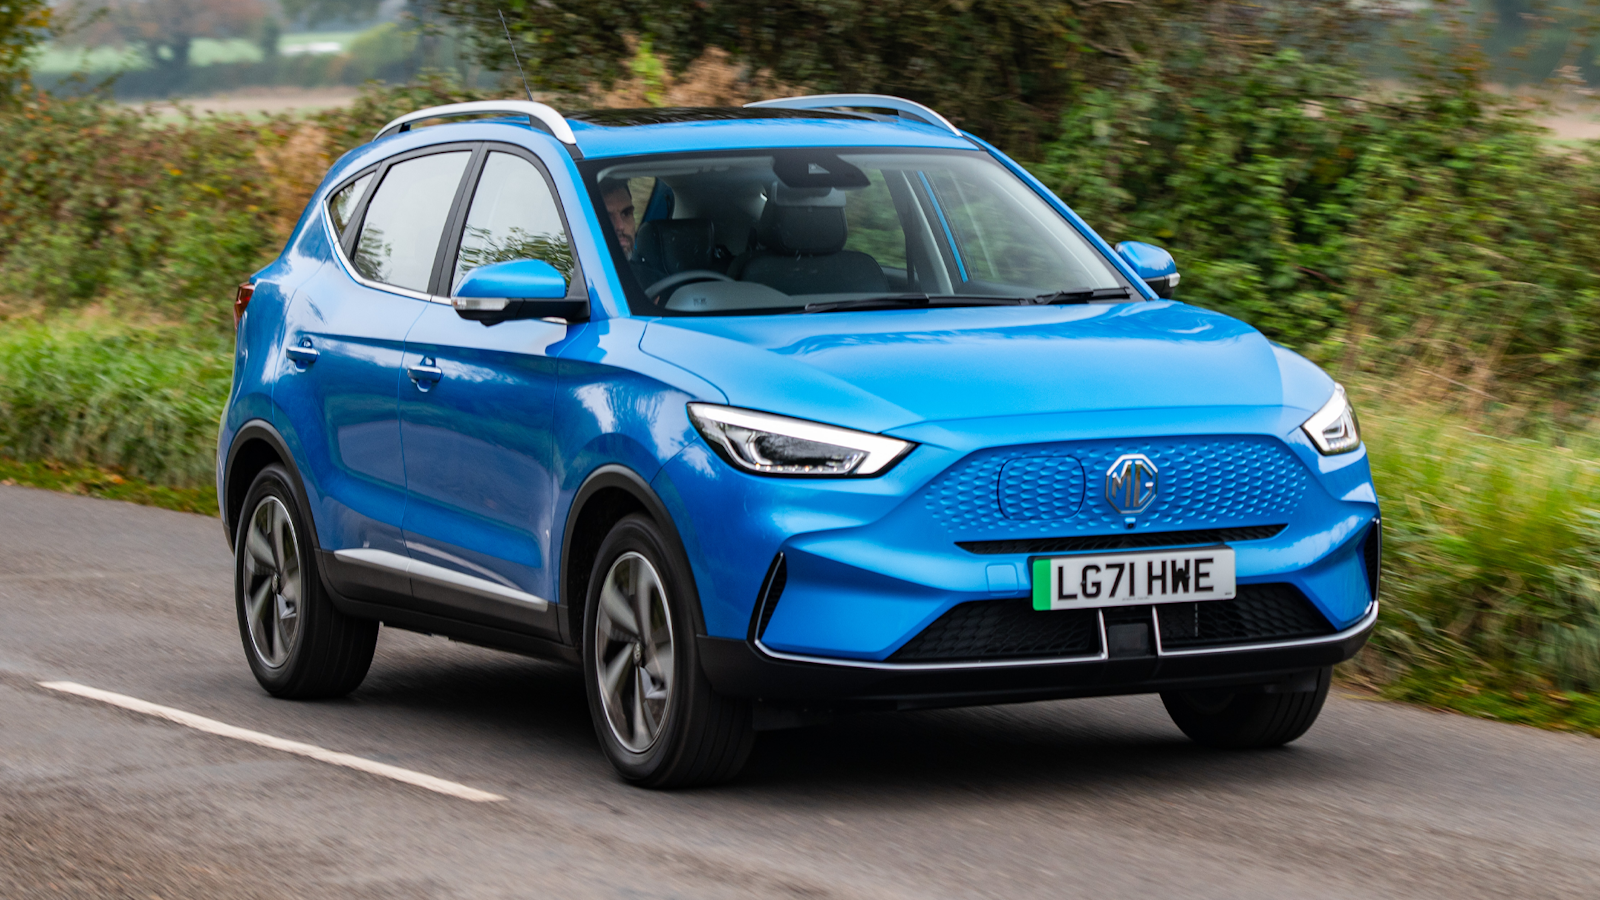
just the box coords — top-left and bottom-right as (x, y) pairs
(1031, 547), (1236, 611)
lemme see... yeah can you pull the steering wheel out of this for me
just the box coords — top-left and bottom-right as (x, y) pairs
(644, 269), (734, 302)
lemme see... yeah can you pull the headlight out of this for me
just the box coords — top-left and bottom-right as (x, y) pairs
(687, 403), (914, 476)
(1301, 385), (1361, 454)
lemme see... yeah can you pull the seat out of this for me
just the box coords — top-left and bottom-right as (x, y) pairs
(632, 218), (720, 278)
(730, 191), (888, 296)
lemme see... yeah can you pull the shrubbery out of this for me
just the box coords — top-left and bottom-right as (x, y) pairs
(4, 2), (1600, 721)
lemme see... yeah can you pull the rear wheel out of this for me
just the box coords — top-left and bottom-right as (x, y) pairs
(1160, 667), (1331, 749)
(582, 514), (754, 788)
(235, 465), (377, 698)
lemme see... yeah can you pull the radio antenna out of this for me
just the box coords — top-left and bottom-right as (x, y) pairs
(498, 8), (535, 102)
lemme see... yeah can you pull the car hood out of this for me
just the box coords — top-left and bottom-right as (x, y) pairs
(639, 302), (1303, 436)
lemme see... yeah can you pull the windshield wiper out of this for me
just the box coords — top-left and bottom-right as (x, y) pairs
(802, 294), (1026, 314)
(1031, 287), (1133, 304)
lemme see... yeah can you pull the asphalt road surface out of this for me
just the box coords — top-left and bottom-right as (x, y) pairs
(2, 485), (1597, 899)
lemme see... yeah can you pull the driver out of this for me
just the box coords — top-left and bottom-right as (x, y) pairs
(600, 178), (670, 295)
(600, 179), (638, 257)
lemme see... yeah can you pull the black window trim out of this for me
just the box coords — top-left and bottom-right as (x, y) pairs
(325, 141), (480, 303)
(432, 141), (588, 302)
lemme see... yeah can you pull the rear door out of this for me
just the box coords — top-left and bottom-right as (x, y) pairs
(395, 146), (584, 638)
(275, 145), (474, 601)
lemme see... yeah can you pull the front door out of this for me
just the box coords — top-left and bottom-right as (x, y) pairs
(275, 147), (473, 601)
(398, 147), (584, 637)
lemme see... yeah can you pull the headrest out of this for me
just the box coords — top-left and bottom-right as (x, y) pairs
(632, 218), (716, 273)
(757, 203), (848, 255)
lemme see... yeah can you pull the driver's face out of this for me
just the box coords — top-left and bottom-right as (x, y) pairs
(605, 188), (637, 256)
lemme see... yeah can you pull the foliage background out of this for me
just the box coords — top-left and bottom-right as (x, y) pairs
(2, 1), (1600, 725)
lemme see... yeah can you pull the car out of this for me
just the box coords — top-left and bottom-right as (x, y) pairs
(218, 94), (1380, 787)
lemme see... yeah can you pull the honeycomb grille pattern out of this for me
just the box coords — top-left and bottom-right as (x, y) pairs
(890, 600), (1101, 662)
(998, 456), (1085, 519)
(1157, 583), (1334, 649)
(924, 436), (1308, 536)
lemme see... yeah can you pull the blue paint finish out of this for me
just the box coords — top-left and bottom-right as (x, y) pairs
(221, 105), (1381, 683)
(1115, 241), (1178, 280)
(917, 170), (968, 282)
(455, 258), (568, 299)
(398, 304), (571, 598)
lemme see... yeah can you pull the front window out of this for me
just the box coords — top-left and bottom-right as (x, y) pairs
(581, 148), (1128, 316)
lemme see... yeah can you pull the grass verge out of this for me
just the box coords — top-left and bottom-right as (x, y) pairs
(0, 456), (217, 516)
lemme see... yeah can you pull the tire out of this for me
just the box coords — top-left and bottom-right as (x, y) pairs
(582, 513), (754, 788)
(1160, 666), (1331, 749)
(234, 465), (377, 699)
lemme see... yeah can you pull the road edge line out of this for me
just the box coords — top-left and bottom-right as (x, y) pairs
(38, 680), (506, 803)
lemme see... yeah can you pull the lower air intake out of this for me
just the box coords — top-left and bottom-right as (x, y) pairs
(889, 600), (1100, 663)
(1156, 583), (1334, 650)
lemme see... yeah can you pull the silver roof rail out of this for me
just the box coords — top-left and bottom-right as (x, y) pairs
(744, 94), (962, 137)
(375, 100), (578, 145)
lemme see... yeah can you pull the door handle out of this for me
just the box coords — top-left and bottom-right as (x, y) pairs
(285, 338), (319, 367)
(407, 357), (443, 390)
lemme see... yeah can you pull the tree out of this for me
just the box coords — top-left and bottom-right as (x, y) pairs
(67, 0), (264, 91)
(279, 0), (385, 28)
(0, 0), (52, 103)
(435, 0), (1375, 152)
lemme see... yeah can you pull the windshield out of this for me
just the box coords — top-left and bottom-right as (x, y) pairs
(579, 148), (1130, 315)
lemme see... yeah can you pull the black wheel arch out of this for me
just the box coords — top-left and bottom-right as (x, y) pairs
(559, 464), (704, 645)
(222, 420), (320, 557)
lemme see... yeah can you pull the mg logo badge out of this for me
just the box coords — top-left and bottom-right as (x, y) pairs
(1105, 454), (1159, 514)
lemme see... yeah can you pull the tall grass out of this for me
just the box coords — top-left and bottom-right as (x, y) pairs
(0, 318), (231, 487)
(1356, 386), (1600, 692)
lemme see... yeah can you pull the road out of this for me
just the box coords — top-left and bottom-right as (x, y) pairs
(1, 484), (1596, 899)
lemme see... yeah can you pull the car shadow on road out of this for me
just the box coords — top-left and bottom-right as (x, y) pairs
(342, 630), (1357, 799)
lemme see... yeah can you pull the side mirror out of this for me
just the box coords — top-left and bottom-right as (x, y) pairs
(453, 259), (589, 322)
(1114, 241), (1180, 299)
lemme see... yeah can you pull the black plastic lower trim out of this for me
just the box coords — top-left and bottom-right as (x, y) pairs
(698, 607), (1373, 709)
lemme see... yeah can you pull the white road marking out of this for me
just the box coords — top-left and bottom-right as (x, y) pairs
(38, 680), (506, 803)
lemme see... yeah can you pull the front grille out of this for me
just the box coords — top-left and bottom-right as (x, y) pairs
(886, 583), (1333, 664)
(1156, 583), (1334, 649)
(925, 436), (1308, 537)
(957, 524), (1286, 555)
(889, 599), (1100, 662)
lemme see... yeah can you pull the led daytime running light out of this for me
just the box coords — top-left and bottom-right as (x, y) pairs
(1301, 385), (1361, 455)
(687, 403), (914, 477)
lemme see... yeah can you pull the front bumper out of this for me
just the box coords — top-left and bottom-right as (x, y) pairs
(700, 601), (1376, 709)
(655, 406), (1381, 666)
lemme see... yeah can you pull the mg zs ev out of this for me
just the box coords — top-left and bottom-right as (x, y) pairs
(218, 95), (1380, 787)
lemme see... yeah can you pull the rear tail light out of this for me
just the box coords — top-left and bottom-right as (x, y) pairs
(233, 282), (255, 327)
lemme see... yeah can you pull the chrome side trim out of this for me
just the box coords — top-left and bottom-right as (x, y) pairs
(1153, 600), (1378, 658)
(745, 94), (963, 137)
(323, 211), (452, 305)
(376, 100), (577, 145)
(333, 548), (550, 612)
(751, 609), (1111, 671)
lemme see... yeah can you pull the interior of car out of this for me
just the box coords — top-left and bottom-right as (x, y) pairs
(590, 149), (1126, 314)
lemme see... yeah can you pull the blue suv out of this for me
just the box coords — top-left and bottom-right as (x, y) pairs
(218, 95), (1379, 787)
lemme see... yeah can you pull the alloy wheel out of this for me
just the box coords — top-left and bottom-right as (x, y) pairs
(594, 551), (675, 753)
(241, 496), (302, 668)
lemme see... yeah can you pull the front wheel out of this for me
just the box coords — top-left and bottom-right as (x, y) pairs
(1160, 667), (1331, 749)
(235, 465), (377, 699)
(582, 514), (754, 788)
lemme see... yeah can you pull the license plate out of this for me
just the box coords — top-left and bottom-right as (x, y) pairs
(1031, 547), (1236, 611)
